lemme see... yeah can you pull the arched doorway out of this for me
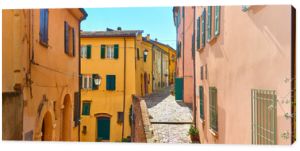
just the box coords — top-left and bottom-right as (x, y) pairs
(41, 111), (53, 141)
(61, 94), (72, 141)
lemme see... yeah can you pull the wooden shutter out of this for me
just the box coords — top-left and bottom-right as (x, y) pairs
(73, 92), (80, 127)
(39, 9), (48, 45)
(207, 6), (212, 41)
(209, 87), (218, 132)
(197, 17), (200, 49)
(72, 28), (75, 56)
(101, 45), (106, 58)
(44, 9), (49, 44)
(64, 21), (69, 54)
(106, 75), (110, 90)
(114, 44), (119, 59)
(215, 6), (220, 36)
(111, 75), (116, 90)
(82, 102), (91, 115)
(79, 74), (82, 89)
(201, 9), (206, 47)
(137, 48), (140, 60)
(86, 45), (91, 59)
(199, 86), (204, 120)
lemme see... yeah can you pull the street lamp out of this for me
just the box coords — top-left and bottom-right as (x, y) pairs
(94, 75), (102, 86)
(143, 49), (148, 62)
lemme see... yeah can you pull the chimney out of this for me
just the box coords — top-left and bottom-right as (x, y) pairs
(106, 28), (114, 31)
(117, 27), (122, 31)
(155, 38), (157, 41)
(146, 34), (150, 41)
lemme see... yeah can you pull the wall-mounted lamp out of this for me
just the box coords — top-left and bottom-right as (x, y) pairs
(94, 75), (102, 86)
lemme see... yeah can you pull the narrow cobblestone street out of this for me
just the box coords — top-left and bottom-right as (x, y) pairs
(144, 86), (193, 143)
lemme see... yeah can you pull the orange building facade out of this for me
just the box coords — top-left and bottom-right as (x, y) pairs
(2, 9), (87, 141)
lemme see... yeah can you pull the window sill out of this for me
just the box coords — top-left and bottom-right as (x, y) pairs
(39, 40), (49, 48)
(209, 128), (218, 137)
(199, 118), (205, 124)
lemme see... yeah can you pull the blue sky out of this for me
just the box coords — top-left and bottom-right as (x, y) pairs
(81, 7), (176, 49)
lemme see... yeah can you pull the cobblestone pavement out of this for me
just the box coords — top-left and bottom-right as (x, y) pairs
(143, 86), (193, 143)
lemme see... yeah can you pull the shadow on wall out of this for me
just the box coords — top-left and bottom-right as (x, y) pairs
(247, 5), (288, 56)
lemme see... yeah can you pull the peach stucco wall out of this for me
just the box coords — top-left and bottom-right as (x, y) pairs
(194, 5), (293, 144)
(176, 7), (195, 104)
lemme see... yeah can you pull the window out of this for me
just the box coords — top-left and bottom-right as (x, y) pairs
(214, 6), (220, 36)
(101, 44), (119, 59)
(207, 6), (212, 41)
(177, 42), (181, 58)
(81, 74), (99, 90)
(106, 75), (116, 91)
(205, 64), (208, 79)
(64, 21), (75, 57)
(251, 89), (277, 144)
(73, 92), (80, 126)
(199, 86), (204, 120)
(82, 75), (93, 90)
(197, 17), (201, 49)
(106, 45), (114, 58)
(82, 101), (91, 116)
(81, 45), (91, 59)
(117, 112), (124, 123)
(143, 49), (147, 62)
(137, 48), (140, 60)
(201, 8), (206, 48)
(209, 87), (218, 133)
(39, 9), (49, 46)
(200, 66), (204, 80)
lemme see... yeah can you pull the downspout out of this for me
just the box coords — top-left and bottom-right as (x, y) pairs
(182, 7), (185, 101)
(152, 45), (154, 92)
(121, 37), (127, 140)
(78, 9), (87, 142)
(78, 19), (81, 142)
(192, 6), (197, 125)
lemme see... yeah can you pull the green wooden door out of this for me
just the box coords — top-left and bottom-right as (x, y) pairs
(175, 78), (183, 101)
(97, 117), (110, 141)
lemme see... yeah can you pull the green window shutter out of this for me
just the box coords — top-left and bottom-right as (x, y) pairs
(207, 6), (212, 41)
(101, 45), (106, 59)
(182, 7), (185, 18)
(199, 86), (204, 120)
(197, 17), (200, 49)
(106, 75), (110, 90)
(82, 102), (91, 115)
(111, 75), (116, 90)
(215, 6), (220, 36)
(97, 117), (110, 140)
(201, 9), (206, 47)
(64, 21), (69, 54)
(114, 44), (119, 59)
(72, 28), (75, 56)
(106, 75), (116, 91)
(209, 87), (218, 132)
(86, 45), (91, 59)
(79, 74), (82, 89)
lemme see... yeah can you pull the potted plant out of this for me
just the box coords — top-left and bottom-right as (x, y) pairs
(188, 125), (199, 143)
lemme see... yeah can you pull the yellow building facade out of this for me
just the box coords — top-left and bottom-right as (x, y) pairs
(80, 29), (143, 142)
(2, 9), (87, 141)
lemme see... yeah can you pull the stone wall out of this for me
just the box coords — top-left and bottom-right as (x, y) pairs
(131, 95), (157, 143)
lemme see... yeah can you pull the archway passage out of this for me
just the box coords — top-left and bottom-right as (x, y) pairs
(41, 111), (53, 141)
(61, 94), (72, 141)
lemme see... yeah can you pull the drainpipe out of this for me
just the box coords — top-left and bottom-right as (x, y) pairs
(182, 7), (185, 102)
(192, 6), (197, 125)
(121, 37), (127, 140)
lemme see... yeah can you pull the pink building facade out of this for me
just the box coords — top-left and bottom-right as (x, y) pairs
(175, 5), (296, 144)
(173, 7), (195, 106)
